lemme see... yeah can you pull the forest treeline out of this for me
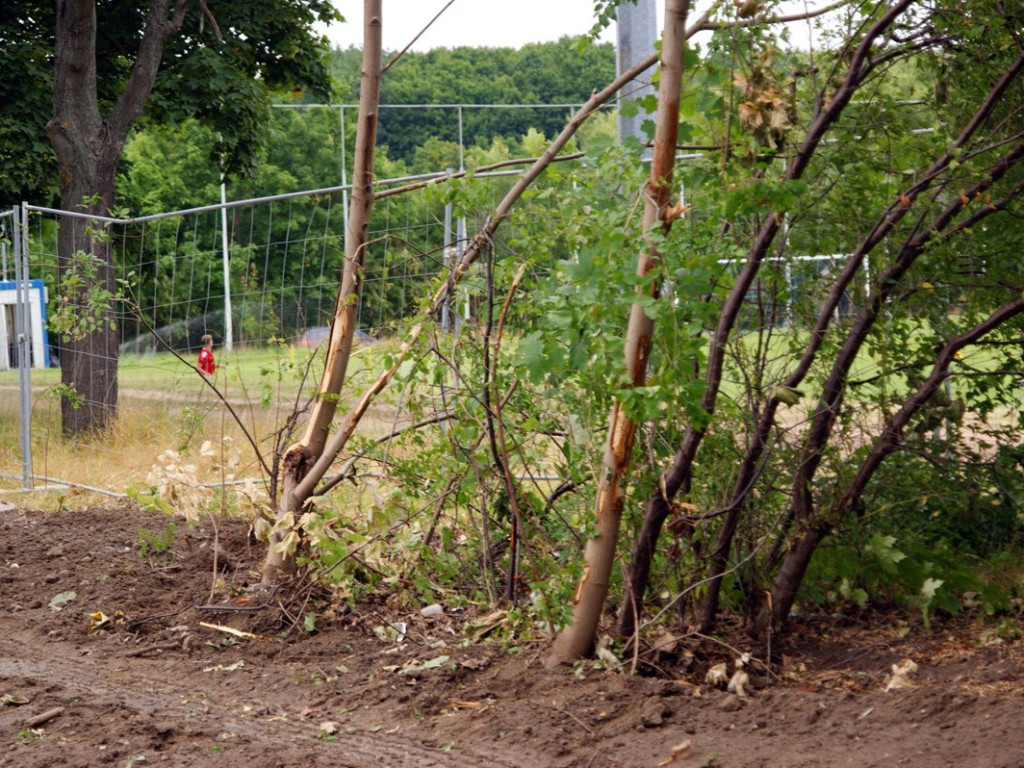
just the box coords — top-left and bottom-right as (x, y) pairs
(329, 38), (617, 165)
(118, 37), (617, 212)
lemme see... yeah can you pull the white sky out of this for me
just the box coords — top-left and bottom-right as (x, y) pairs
(322, 0), (649, 51)
(322, 1), (823, 53)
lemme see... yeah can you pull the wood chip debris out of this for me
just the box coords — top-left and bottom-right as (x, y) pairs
(198, 621), (274, 641)
(656, 739), (693, 765)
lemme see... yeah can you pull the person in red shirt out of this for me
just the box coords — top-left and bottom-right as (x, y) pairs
(198, 334), (216, 375)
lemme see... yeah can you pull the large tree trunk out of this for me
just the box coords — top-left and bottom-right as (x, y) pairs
(51, 167), (121, 436)
(47, 0), (186, 436)
(263, 0), (382, 584)
(47, 0), (119, 434)
(546, 0), (691, 666)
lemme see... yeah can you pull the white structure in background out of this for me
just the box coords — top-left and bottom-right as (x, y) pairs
(0, 279), (50, 369)
(617, 0), (658, 147)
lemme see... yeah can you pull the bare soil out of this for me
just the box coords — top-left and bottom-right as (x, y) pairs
(1, 503), (1023, 768)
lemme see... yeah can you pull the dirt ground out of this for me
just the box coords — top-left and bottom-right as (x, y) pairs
(1, 503), (1023, 768)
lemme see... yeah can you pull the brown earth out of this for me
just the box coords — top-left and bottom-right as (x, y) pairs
(1, 502), (1023, 768)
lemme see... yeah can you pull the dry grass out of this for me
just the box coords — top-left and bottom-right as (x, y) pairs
(0, 343), (407, 511)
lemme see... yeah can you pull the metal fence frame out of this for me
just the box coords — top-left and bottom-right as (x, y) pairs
(4, 165), (530, 492)
(0, 206), (33, 488)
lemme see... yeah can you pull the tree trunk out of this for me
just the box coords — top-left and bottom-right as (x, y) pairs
(263, 0), (382, 584)
(47, 0), (117, 434)
(52, 169), (120, 436)
(47, 0), (186, 436)
(616, 426), (697, 637)
(756, 53), (1024, 636)
(764, 80), (1024, 631)
(546, 0), (691, 666)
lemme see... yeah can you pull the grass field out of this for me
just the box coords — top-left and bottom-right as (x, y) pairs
(0, 339), (401, 510)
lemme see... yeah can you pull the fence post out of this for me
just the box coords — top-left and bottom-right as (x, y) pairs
(1, 216), (7, 281)
(456, 214), (466, 330)
(220, 179), (234, 352)
(14, 203), (33, 490)
(442, 200), (453, 332)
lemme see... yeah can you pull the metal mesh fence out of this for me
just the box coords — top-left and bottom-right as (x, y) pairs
(0, 170), (522, 497)
(0, 162), (865, 501)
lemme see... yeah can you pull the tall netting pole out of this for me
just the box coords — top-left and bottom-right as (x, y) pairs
(220, 179), (234, 352)
(15, 203), (33, 489)
(617, 0), (658, 148)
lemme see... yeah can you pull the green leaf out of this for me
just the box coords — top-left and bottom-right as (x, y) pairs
(396, 358), (417, 381)
(864, 533), (906, 574)
(619, 99), (640, 119)
(839, 577), (868, 608)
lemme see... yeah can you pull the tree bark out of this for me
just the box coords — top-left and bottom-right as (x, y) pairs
(263, 0), (382, 584)
(546, 0), (691, 666)
(47, 0), (187, 436)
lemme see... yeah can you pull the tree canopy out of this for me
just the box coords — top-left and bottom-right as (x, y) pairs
(0, 0), (339, 436)
(0, 0), (339, 206)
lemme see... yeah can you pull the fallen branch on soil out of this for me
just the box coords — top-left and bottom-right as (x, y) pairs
(194, 603), (269, 612)
(24, 707), (64, 728)
(119, 641), (182, 658)
(198, 621), (273, 642)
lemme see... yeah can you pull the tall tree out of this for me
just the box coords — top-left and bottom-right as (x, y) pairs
(546, 0), (692, 664)
(1, 0), (337, 435)
(263, 0), (383, 583)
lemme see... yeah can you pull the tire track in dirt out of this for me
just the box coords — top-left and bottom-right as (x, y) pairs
(0, 633), (524, 767)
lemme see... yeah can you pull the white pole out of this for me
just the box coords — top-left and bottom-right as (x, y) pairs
(1, 219), (7, 280)
(220, 180), (233, 352)
(340, 106), (350, 255)
(457, 215), (467, 330)
(458, 105), (465, 171)
(442, 201), (453, 332)
(616, 0), (658, 150)
(15, 203), (32, 489)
